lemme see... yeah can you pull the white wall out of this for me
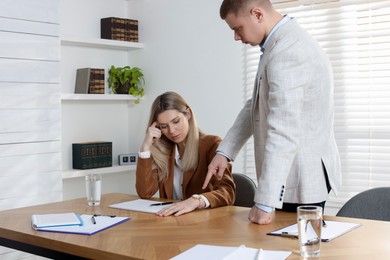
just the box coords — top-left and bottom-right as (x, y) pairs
(127, 0), (245, 170)
(61, 0), (245, 199)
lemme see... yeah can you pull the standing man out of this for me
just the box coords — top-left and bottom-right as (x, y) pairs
(203, 0), (341, 225)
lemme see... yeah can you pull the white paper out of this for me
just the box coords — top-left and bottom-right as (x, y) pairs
(268, 220), (362, 242)
(170, 244), (291, 260)
(32, 213), (82, 229)
(109, 199), (173, 214)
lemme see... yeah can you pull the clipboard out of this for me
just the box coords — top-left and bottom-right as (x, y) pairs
(33, 214), (131, 235)
(267, 220), (362, 242)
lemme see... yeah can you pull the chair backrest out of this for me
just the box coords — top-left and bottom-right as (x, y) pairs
(232, 173), (257, 207)
(336, 187), (390, 221)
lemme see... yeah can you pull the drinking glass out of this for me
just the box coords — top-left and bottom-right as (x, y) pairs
(85, 174), (102, 206)
(297, 205), (322, 257)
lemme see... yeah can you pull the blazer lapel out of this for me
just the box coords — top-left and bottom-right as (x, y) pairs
(252, 48), (267, 114)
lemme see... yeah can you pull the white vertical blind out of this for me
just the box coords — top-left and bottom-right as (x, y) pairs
(243, 0), (390, 212)
(0, 0), (62, 212)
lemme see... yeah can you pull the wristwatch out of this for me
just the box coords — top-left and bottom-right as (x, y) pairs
(191, 194), (203, 209)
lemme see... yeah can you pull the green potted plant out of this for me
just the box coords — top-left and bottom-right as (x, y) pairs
(108, 65), (145, 104)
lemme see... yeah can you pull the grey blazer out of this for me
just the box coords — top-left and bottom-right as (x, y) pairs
(219, 18), (342, 209)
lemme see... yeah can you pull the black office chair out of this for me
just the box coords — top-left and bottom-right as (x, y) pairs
(336, 187), (390, 221)
(232, 173), (257, 207)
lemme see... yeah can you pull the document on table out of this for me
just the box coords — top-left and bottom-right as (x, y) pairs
(32, 214), (130, 235)
(267, 220), (362, 242)
(170, 244), (291, 260)
(109, 199), (173, 214)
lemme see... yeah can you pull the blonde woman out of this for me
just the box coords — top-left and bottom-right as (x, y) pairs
(136, 91), (236, 216)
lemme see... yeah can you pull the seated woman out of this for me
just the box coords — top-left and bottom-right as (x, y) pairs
(136, 91), (236, 216)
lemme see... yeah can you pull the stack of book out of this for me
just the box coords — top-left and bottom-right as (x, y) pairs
(75, 68), (105, 94)
(101, 17), (138, 42)
(72, 142), (112, 170)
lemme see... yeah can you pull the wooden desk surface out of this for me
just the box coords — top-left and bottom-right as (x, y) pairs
(0, 193), (389, 260)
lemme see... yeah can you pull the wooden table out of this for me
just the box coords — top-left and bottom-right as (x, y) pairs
(0, 193), (389, 259)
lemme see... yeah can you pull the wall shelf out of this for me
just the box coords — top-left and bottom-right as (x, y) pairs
(61, 37), (144, 51)
(61, 94), (140, 101)
(62, 165), (136, 179)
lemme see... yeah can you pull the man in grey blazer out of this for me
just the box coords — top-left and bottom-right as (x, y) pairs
(203, 0), (342, 224)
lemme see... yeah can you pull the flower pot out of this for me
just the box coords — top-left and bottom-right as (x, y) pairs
(115, 80), (131, 94)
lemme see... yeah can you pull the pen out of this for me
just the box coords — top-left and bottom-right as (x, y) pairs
(150, 202), (174, 206)
(93, 214), (116, 218)
(281, 232), (298, 239)
(91, 216), (96, 225)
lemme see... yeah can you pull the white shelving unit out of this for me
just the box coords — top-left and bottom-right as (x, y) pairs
(61, 37), (143, 51)
(60, 0), (143, 199)
(61, 36), (143, 179)
(61, 93), (141, 101)
(62, 165), (136, 179)
(60, 38), (144, 102)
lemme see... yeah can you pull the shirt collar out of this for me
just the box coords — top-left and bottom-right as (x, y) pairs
(175, 145), (183, 168)
(260, 15), (291, 52)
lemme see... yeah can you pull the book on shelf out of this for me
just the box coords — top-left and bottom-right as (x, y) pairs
(75, 68), (105, 94)
(101, 17), (138, 43)
(72, 142), (112, 170)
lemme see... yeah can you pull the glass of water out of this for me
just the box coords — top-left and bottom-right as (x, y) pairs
(297, 205), (322, 257)
(85, 174), (102, 206)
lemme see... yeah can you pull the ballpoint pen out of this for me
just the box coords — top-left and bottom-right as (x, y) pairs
(91, 216), (96, 224)
(93, 214), (116, 218)
(280, 232), (298, 239)
(322, 219), (327, 227)
(150, 202), (174, 206)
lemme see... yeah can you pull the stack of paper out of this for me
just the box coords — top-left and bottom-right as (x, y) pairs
(109, 199), (174, 214)
(170, 244), (291, 260)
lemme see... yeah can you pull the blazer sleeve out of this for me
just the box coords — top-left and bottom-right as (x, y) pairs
(193, 135), (236, 208)
(135, 157), (160, 199)
(218, 99), (253, 161)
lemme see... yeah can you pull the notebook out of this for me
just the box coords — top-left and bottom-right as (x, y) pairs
(32, 213), (83, 229)
(32, 214), (130, 235)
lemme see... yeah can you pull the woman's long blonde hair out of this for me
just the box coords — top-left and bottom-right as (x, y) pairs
(147, 92), (201, 181)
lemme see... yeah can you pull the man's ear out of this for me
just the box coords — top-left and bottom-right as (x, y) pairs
(250, 7), (263, 21)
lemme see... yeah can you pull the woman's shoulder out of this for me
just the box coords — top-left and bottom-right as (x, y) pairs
(199, 133), (222, 144)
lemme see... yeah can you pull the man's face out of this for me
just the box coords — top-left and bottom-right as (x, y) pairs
(225, 10), (265, 46)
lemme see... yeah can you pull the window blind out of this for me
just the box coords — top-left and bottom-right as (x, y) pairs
(243, 0), (390, 212)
